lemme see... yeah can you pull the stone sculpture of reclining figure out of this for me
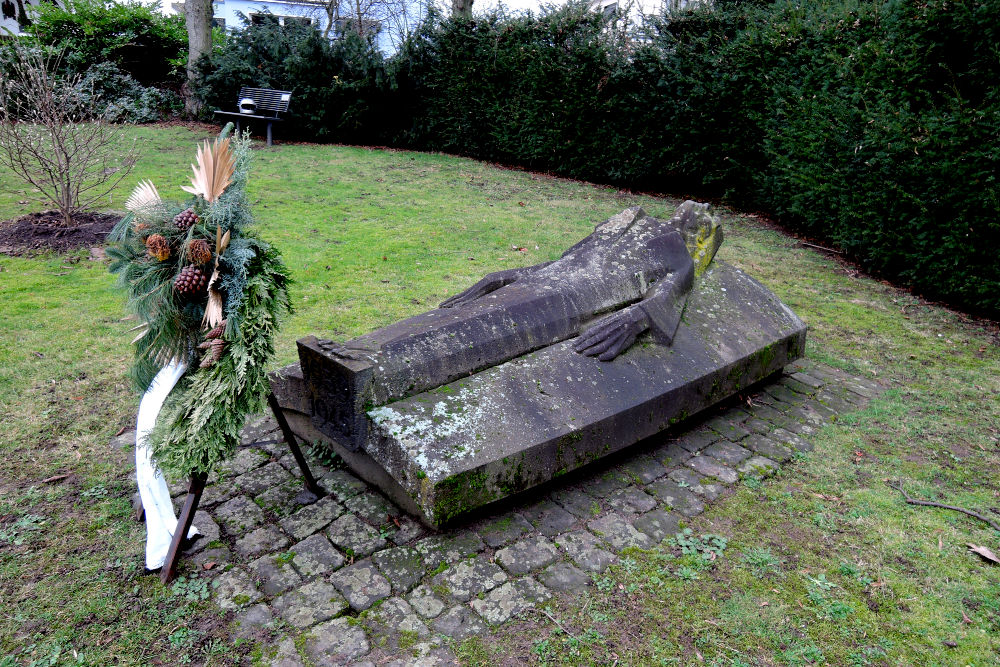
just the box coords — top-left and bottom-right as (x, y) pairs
(298, 200), (723, 450)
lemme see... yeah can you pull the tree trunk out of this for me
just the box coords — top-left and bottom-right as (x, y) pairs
(451, 0), (472, 18)
(184, 0), (214, 117)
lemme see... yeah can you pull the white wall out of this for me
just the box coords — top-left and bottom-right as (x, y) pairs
(1, 0), (53, 36)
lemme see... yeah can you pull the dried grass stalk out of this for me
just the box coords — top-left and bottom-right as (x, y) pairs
(180, 138), (235, 204)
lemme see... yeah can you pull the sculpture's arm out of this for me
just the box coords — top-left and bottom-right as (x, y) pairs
(574, 233), (695, 361)
(439, 262), (554, 309)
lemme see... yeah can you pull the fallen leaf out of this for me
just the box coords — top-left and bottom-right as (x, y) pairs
(962, 611), (973, 624)
(942, 640), (957, 648)
(41, 473), (70, 484)
(202, 562), (217, 570)
(759, 601), (769, 607)
(33, 351), (44, 358)
(115, 425), (128, 437)
(967, 544), (1000, 564)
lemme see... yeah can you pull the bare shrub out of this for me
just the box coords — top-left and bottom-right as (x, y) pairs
(0, 45), (139, 225)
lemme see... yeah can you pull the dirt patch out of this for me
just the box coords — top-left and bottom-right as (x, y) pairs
(0, 210), (121, 255)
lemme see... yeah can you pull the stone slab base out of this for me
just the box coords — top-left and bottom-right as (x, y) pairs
(272, 261), (806, 527)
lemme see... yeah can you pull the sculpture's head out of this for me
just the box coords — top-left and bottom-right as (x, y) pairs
(673, 200), (723, 277)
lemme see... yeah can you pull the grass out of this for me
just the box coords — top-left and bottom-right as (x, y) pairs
(1, 124), (999, 665)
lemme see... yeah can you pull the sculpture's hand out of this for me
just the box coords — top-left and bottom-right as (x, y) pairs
(439, 268), (522, 309)
(573, 305), (650, 362)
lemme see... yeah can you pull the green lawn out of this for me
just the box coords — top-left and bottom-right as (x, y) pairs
(1, 125), (997, 665)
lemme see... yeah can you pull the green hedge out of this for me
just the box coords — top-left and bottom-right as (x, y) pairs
(195, 0), (999, 315)
(25, 0), (187, 85)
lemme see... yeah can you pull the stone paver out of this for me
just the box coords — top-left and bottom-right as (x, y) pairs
(705, 417), (751, 442)
(550, 487), (601, 519)
(291, 533), (346, 576)
(520, 500), (578, 536)
(119, 361), (880, 662)
(365, 597), (430, 649)
(432, 606), (486, 640)
(414, 532), (484, 569)
(304, 617), (369, 666)
(219, 447), (270, 477)
(372, 546), (425, 594)
(272, 580), (349, 629)
(234, 603), (273, 638)
(215, 568), (262, 609)
(215, 495), (266, 536)
(744, 434), (794, 463)
(320, 469), (368, 502)
(470, 577), (551, 625)
(495, 535), (560, 576)
(633, 509), (682, 543)
(237, 461), (294, 496)
(555, 530), (616, 573)
(344, 491), (400, 527)
(475, 513), (534, 548)
(587, 512), (653, 550)
(256, 482), (311, 518)
(538, 562), (589, 592)
(280, 495), (344, 540)
(702, 441), (752, 466)
(651, 442), (693, 467)
(738, 455), (780, 477)
(269, 637), (305, 667)
(407, 584), (447, 619)
(647, 479), (706, 517)
(771, 427), (813, 452)
(250, 554), (303, 596)
(329, 561), (392, 611)
(584, 470), (632, 498)
(432, 556), (508, 602)
(326, 514), (387, 558)
(184, 511), (220, 554)
(622, 455), (668, 484)
(607, 486), (657, 514)
(235, 526), (290, 560)
(686, 455), (739, 484)
(675, 429), (718, 453)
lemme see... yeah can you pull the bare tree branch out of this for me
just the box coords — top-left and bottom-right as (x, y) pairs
(0, 45), (138, 226)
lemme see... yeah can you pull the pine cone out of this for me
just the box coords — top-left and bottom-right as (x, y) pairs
(174, 208), (199, 231)
(205, 320), (227, 339)
(145, 234), (170, 261)
(187, 239), (212, 264)
(198, 338), (226, 368)
(174, 264), (208, 299)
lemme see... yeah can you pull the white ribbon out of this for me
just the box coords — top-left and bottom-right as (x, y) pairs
(135, 358), (200, 570)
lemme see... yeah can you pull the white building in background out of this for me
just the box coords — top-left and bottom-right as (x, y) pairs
(164, 0), (326, 32)
(1, 0), (53, 36)
(165, 0), (397, 52)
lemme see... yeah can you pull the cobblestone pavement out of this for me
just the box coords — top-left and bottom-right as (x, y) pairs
(122, 358), (882, 665)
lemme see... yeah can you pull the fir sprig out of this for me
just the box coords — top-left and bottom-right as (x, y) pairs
(109, 125), (293, 477)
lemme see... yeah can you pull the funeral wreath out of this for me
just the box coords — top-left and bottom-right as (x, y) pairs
(108, 125), (292, 478)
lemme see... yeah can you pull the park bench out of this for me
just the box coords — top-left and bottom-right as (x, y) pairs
(214, 87), (292, 146)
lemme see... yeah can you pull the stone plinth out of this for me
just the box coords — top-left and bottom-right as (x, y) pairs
(271, 261), (806, 527)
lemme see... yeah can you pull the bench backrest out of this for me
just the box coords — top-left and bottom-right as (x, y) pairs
(237, 87), (292, 117)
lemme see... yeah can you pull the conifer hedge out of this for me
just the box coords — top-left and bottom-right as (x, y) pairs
(196, 0), (1000, 315)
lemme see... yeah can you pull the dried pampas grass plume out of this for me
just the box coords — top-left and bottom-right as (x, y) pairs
(181, 137), (235, 204)
(125, 180), (161, 213)
(202, 225), (232, 330)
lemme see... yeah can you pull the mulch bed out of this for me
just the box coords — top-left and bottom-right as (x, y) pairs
(0, 210), (121, 255)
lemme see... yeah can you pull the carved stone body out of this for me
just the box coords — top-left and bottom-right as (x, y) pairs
(299, 202), (718, 450)
(275, 201), (804, 526)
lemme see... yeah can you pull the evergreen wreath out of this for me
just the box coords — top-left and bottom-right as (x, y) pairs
(108, 125), (292, 478)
